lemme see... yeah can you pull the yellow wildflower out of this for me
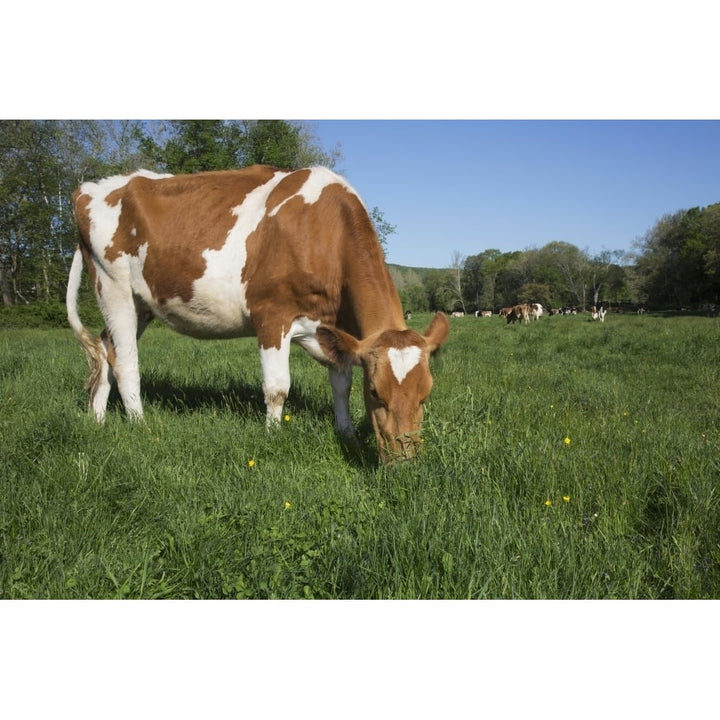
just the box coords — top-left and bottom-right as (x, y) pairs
(563, 437), (571, 445)
(284, 414), (291, 422)
(563, 495), (571, 503)
(545, 499), (552, 507)
(248, 459), (255, 468)
(284, 501), (291, 509)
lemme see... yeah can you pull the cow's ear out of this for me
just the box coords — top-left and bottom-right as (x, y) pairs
(316, 325), (362, 369)
(423, 312), (450, 354)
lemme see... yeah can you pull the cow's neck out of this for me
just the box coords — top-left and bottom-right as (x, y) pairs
(339, 262), (406, 339)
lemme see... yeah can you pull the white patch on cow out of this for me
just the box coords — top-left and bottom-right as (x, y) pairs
(181, 171), (291, 337)
(81, 170), (171, 256)
(269, 166), (362, 217)
(388, 346), (421, 384)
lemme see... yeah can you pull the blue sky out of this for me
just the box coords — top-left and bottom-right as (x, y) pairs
(311, 120), (720, 268)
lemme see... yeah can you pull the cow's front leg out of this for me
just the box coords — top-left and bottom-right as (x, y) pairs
(259, 337), (292, 426)
(329, 365), (356, 440)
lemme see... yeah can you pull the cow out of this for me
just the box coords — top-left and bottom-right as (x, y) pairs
(506, 304), (530, 324)
(590, 305), (607, 322)
(475, 310), (492, 318)
(451, 311), (465, 318)
(530, 303), (543, 321)
(66, 166), (450, 464)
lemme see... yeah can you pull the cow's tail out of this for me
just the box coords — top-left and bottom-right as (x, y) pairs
(66, 247), (107, 397)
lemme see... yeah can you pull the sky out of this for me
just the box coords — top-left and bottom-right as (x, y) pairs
(311, 120), (720, 268)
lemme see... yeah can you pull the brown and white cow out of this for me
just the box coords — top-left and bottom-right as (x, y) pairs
(530, 302), (543, 321)
(66, 166), (449, 463)
(506, 304), (530, 324)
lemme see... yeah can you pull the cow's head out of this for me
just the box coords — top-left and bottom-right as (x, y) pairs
(317, 312), (449, 463)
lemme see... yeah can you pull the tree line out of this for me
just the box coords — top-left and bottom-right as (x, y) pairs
(1, 120), (718, 314)
(393, 210), (719, 314)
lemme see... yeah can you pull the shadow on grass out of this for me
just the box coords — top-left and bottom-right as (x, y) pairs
(101, 372), (380, 468)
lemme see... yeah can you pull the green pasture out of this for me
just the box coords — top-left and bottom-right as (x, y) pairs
(1, 311), (719, 598)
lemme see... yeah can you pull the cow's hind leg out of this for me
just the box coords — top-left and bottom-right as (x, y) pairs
(102, 303), (153, 421)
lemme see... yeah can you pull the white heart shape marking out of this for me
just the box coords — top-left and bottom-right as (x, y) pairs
(388, 346), (422, 384)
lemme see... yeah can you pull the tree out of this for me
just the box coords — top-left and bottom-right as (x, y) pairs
(587, 250), (627, 306)
(0, 121), (77, 304)
(444, 251), (467, 313)
(138, 120), (341, 175)
(139, 120), (245, 174)
(539, 241), (591, 308)
(241, 120), (302, 168)
(633, 205), (720, 308)
(370, 206), (396, 258)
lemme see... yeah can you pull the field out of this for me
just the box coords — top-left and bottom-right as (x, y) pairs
(1, 311), (719, 599)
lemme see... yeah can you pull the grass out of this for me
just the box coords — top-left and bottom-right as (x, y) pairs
(1, 311), (719, 598)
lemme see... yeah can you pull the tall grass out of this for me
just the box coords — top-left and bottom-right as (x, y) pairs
(1, 312), (718, 598)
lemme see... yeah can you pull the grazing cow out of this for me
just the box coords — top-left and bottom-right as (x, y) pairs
(498, 307), (512, 319)
(66, 166), (450, 463)
(506, 304), (530, 324)
(530, 303), (543, 321)
(590, 305), (607, 322)
(475, 310), (492, 318)
(451, 311), (465, 318)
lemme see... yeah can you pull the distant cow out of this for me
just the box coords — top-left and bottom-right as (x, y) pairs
(475, 310), (492, 318)
(506, 304), (530, 324)
(66, 166), (449, 463)
(590, 305), (607, 322)
(451, 311), (465, 318)
(530, 303), (544, 321)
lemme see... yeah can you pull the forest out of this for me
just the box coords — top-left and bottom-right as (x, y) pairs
(1, 119), (718, 318)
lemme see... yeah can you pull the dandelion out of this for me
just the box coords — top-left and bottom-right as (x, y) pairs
(284, 414), (291, 422)
(545, 499), (552, 507)
(563, 495), (571, 503)
(563, 436), (571, 445)
(284, 501), (291, 509)
(248, 459), (255, 468)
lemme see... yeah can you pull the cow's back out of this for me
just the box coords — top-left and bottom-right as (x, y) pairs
(75, 165), (378, 340)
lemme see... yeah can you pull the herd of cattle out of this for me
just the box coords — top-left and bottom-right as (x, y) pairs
(449, 303), (609, 323)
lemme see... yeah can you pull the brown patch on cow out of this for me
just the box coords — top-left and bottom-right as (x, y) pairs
(243, 177), (355, 349)
(103, 167), (278, 304)
(246, 177), (401, 347)
(73, 190), (92, 239)
(265, 169), (311, 215)
(73, 193), (101, 294)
